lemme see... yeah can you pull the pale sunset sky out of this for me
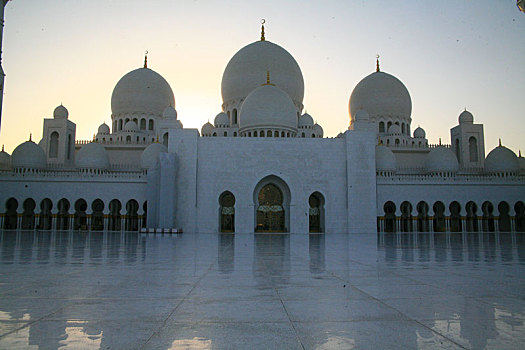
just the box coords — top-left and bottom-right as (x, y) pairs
(1, 0), (524, 155)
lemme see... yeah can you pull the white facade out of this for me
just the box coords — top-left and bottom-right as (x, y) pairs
(0, 25), (524, 234)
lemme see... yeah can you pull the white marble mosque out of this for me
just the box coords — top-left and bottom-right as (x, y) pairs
(0, 20), (524, 234)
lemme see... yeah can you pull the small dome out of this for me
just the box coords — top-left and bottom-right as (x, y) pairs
(0, 148), (11, 170)
(387, 124), (401, 135)
(54, 104), (69, 119)
(98, 123), (110, 135)
(414, 126), (426, 138)
(425, 146), (459, 173)
(140, 143), (168, 169)
(239, 84), (297, 133)
(201, 122), (214, 136)
(459, 110), (474, 124)
(214, 112), (230, 128)
(485, 145), (519, 174)
(298, 113), (314, 128)
(349, 71), (412, 123)
(111, 67), (175, 117)
(222, 40), (304, 108)
(313, 123), (323, 137)
(163, 106), (177, 119)
(76, 142), (110, 169)
(124, 121), (139, 132)
(376, 144), (396, 172)
(12, 141), (47, 169)
(354, 109), (370, 122)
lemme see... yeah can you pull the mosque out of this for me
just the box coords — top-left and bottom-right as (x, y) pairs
(0, 22), (524, 234)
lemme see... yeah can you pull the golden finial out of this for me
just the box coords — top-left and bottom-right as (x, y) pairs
(261, 19), (266, 41)
(1, 145), (4, 152)
(377, 136), (382, 146)
(93, 134), (96, 142)
(29, 133), (32, 142)
(144, 50), (148, 68)
(439, 137), (442, 145)
(376, 55), (380, 72)
(499, 138), (502, 147)
(520, 150), (522, 157)
(156, 135), (159, 143)
(262, 70), (275, 86)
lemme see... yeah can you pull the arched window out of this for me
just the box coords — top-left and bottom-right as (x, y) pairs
(449, 201), (461, 232)
(126, 135), (131, 143)
(21, 198), (36, 229)
(401, 123), (405, 134)
(219, 191), (235, 232)
(213, 132), (217, 137)
(482, 201), (494, 232)
(498, 201), (511, 232)
(309, 192), (324, 233)
(140, 118), (146, 130)
(233, 132), (237, 137)
(267, 130), (272, 137)
(119, 119), (123, 131)
(312, 134), (315, 138)
(281, 131), (285, 137)
(49, 132), (59, 158)
(469, 137), (478, 162)
(433, 201), (446, 232)
(109, 199), (122, 231)
(163, 133), (169, 146)
(466, 201), (478, 232)
(57, 198), (70, 230)
(125, 118), (130, 124)
(379, 121), (385, 133)
(260, 130), (265, 137)
(417, 201), (429, 232)
(114, 120), (117, 131)
(232, 109), (238, 124)
(302, 132), (305, 138)
(395, 139), (400, 145)
(67, 134), (72, 160)
(274, 131), (279, 137)
(455, 139), (460, 162)
(149, 120), (154, 130)
(224, 131), (227, 137)
(387, 121), (392, 130)
(133, 118), (138, 125)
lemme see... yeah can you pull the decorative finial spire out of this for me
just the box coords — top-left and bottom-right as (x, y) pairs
(144, 50), (148, 68)
(261, 19), (266, 41)
(520, 150), (522, 158)
(29, 133), (32, 142)
(1, 145), (4, 152)
(93, 134), (96, 142)
(156, 135), (159, 143)
(439, 137), (442, 145)
(376, 55), (380, 72)
(262, 70), (275, 86)
(499, 138), (502, 147)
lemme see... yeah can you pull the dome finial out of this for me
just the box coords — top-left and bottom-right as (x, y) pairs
(376, 54), (380, 72)
(439, 137), (442, 145)
(1, 145), (3, 152)
(144, 50), (148, 68)
(520, 150), (522, 158)
(499, 138), (502, 147)
(261, 19), (266, 41)
(262, 70), (275, 86)
(29, 133), (32, 142)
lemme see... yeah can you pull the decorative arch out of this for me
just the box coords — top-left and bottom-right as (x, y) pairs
(400, 201), (412, 232)
(253, 175), (291, 232)
(449, 201), (462, 232)
(383, 201), (396, 232)
(465, 201), (478, 232)
(498, 201), (511, 232)
(4, 197), (18, 229)
(49, 131), (59, 158)
(21, 198), (36, 229)
(219, 191), (235, 232)
(109, 199), (122, 231)
(379, 121), (385, 133)
(91, 199), (104, 231)
(309, 192), (325, 233)
(417, 201), (429, 232)
(39, 198), (53, 230)
(57, 198), (70, 230)
(469, 137), (478, 162)
(126, 199), (139, 231)
(515, 201), (525, 232)
(74, 199), (88, 230)
(482, 201), (495, 232)
(433, 201), (446, 232)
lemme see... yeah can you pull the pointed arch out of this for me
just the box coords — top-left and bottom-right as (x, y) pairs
(253, 175), (291, 232)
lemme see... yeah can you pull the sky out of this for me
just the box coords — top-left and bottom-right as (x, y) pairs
(0, 0), (524, 155)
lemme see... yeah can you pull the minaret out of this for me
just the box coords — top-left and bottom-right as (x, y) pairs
(0, 1), (11, 132)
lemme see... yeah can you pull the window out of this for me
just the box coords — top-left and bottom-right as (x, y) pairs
(140, 119), (146, 130)
(149, 120), (154, 130)
(379, 121), (385, 133)
(469, 137), (478, 162)
(49, 132), (59, 158)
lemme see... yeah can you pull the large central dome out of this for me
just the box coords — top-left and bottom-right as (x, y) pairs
(221, 40), (304, 108)
(111, 67), (175, 117)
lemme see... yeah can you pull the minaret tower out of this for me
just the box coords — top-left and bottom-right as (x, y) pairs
(0, 0), (10, 132)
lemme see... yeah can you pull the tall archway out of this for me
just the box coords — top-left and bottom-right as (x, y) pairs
(400, 201), (412, 232)
(91, 199), (104, 231)
(126, 199), (139, 231)
(383, 201), (396, 233)
(482, 201), (495, 232)
(515, 201), (525, 232)
(74, 199), (88, 230)
(4, 198), (18, 229)
(49, 131), (59, 158)
(57, 198), (70, 230)
(142, 201), (148, 228)
(39, 198), (53, 230)
(469, 137), (478, 162)
(417, 201), (429, 232)
(219, 191), (235, 232)
(465, 201), (478, 232)
(433, 201), (446, 232)
(21, 198), (36, 229)
(449, 201), (461, 232)
(254, 176), (290, 232)
(498, 201), (511, 232)
(309, 192), (324, 233)
(109, 199), (122, 231)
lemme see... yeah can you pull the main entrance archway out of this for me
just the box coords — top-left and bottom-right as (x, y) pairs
(254, 176), (291, 233)
(219, 191), (235, 232)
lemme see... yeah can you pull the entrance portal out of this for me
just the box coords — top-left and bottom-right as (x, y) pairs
(219, 191), (235, 232)
(256, 184), (286, 232)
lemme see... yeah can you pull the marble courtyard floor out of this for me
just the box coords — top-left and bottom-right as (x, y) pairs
(0, 231), (524, 349)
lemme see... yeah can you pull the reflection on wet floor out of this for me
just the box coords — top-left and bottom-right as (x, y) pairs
(0, 230), (524, 349)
